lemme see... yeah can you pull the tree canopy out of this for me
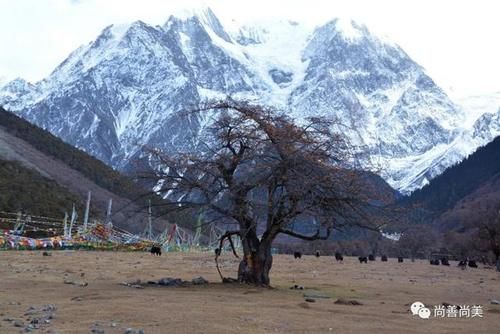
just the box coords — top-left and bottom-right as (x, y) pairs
(147, 100), (388, 285)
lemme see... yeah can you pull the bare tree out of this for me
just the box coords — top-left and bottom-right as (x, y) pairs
(398, 225), (436, 261)
(146, 100), (387, 286)
(474, 208), (500, 271)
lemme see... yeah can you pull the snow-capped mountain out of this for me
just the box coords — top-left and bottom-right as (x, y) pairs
(0, 8), (496, 194)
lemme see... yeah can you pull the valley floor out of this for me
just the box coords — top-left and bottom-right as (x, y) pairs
(0, 251), (499, 333)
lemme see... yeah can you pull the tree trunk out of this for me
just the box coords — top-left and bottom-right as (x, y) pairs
(238, 244), (273, 286)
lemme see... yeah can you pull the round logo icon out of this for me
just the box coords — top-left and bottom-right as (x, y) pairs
(418, 307), (431, 319)
(411, 301), (425, 315)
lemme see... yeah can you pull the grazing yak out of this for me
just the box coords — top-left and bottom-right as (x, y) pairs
(468, 260), (478, 268)
(150, 245), (162, 256)
(430, 259), (440, 265)
(398, 257), (404, 263)
(458, 260), (467, 269)
(368, 254), (375, 261)
(358, 256), (368, 263)
(381, 255), (388, 262)
(294, 251), (302, 259)
(315, 251), (321, 258)
(335, 252), (344, 262)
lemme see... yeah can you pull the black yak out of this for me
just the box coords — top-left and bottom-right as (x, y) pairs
(150, 245), (162, 256)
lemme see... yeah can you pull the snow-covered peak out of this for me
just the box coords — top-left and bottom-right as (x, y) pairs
(169, 6), (214, 21)
(1, 77), (33, 91)
(310, 18), (368, 44)
(165, 6), (232, 43)
(108, 22), (133, 40)
(94, 20), (155, 48)
(333, 18), (365, 41)
(309, 17), (401, 53)
(45, 20), (164, 87)
(194, 7), (229, 39)
(0, 77), (40, 110)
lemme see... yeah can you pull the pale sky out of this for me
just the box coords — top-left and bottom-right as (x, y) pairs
(0, 0), (498, 98)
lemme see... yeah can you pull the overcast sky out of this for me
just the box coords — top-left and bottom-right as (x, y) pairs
(0, 0), (498, 98)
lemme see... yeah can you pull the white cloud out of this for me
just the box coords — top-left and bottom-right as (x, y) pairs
(0, 0), (498, 98)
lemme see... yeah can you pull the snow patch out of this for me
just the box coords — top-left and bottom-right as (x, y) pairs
(335, 18), (363, 41)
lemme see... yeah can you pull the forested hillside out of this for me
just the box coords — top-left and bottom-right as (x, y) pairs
(0, 107), (166, 231)
(0, 159), (87, 217)
(0, 107), (140, 200)
(401, 136), (500, 216)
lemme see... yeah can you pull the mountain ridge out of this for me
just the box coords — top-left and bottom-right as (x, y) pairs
(2, 8), (499, 194)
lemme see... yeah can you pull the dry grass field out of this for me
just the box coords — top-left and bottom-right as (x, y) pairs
(0, 251), (499, 333)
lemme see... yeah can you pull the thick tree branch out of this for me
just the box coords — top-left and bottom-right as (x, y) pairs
(216, 231), (240, 259)
(214, 230), (241, 282)
(279, 226), (332, 241)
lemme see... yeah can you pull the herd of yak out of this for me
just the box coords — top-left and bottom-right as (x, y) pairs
(150, 245), (480, 270)
(292, 251), (480, 269)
